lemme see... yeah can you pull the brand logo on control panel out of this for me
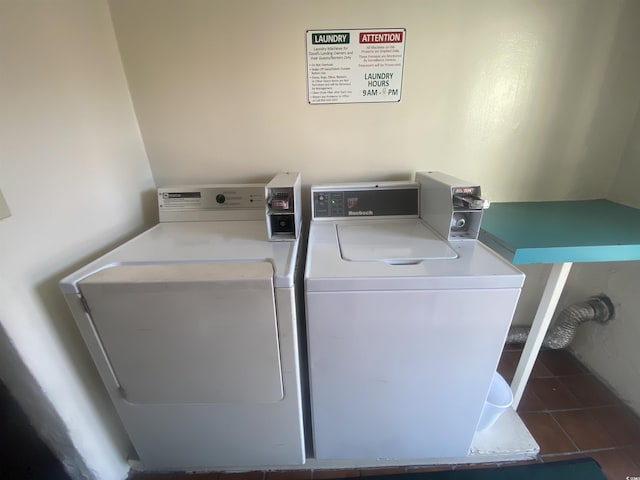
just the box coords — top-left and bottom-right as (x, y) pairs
(348, 210), (374, 216)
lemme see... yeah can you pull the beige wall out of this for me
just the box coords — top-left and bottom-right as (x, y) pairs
(564, 4), (640, 411)
(109, 0), (632, 201)
(0, 1), (156, 478)
(546, 0), (640, 416)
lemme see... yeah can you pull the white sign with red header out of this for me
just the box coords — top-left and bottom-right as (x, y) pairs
(306, 28), (406, 104)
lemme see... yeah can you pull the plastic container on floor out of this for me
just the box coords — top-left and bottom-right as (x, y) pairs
(477, 371), (513, 431)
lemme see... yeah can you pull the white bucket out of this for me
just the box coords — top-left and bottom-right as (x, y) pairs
(476, 372), (513, 431)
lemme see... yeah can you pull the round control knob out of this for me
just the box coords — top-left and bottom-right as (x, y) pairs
(215, 194), (226, 204)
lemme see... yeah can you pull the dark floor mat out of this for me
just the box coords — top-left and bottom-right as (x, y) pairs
(359, 458), (605, 480)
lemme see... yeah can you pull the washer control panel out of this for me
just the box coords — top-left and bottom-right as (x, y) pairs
(312, 183), (419, 219)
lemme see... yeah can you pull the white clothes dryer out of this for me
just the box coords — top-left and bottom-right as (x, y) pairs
(304, 179), (524, 460)
(60, 178), (305, 470)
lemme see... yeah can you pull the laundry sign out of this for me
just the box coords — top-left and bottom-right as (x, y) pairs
(306, 28), (406, 104)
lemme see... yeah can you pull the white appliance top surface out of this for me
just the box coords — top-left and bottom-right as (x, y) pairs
(305, 218), (524, 291)
(61, 220), (299, 293)
(337, 222), (458, 263)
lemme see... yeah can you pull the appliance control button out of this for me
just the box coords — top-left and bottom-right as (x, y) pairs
(216, 194), (226, 204)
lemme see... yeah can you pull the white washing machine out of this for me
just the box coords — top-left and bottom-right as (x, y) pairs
(60, 175), (305, 470)
(304, 174), (524, 460)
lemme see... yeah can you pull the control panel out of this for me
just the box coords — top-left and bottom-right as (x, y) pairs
(312, 183), (419, 219)
(158, 184), (265, 222)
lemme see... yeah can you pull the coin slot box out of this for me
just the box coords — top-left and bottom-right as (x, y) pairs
(416, 171), (489, 241)
(266, 173), (302, 241)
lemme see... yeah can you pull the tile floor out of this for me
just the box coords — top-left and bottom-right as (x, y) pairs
(500, 344), (640, 480)
(130, 345), (640, 480)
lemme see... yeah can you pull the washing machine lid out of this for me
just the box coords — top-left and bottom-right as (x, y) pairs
(337, 222), (457, 263)
(60, 220), (299, 293)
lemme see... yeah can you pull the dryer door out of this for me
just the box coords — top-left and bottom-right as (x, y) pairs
(78, 262), (283, 404)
